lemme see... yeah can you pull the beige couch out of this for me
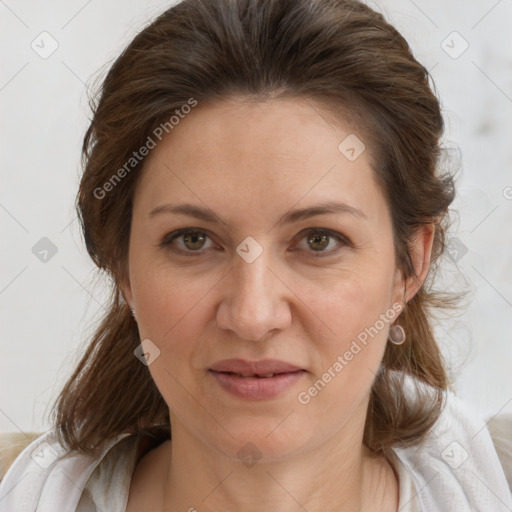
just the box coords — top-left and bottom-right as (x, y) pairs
(487, 414), (512, 490)
(0, 431), (41, 480)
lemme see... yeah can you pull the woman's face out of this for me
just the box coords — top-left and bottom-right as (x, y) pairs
(123, 97), (427, 461)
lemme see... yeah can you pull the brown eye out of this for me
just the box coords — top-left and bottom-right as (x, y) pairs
(307, 232), (330, 251)
(161, 229), (215, 254)
(182, 231), (207, 250)
(293, 228), (349, 256)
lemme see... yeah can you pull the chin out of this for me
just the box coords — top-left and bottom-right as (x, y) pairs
(203, 417), (315, 463)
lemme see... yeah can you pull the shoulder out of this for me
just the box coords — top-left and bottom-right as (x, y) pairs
(0, 429), (138, 512)
(393, 390), (512, 511)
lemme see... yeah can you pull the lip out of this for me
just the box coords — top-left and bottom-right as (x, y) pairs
(208, 359), (306, 400)
(209, 358), (303, 375)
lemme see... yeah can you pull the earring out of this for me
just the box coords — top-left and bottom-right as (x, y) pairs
(131, 309), (136, 319)
(388, 324), (406, 345)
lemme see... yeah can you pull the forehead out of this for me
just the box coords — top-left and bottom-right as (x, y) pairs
(134, 97), (386, 225)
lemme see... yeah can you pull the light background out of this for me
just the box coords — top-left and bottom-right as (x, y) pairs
(1, 0), (511, 433)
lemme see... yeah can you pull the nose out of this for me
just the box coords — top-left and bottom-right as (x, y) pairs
(216, 247), (292, 342)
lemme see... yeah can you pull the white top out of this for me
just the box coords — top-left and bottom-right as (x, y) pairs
(0, 391), (511, 511)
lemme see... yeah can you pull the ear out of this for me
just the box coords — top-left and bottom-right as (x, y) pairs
(392, 223), (435, 306)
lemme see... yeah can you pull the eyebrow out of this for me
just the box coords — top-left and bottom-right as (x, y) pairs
(149, 201), (367, 226)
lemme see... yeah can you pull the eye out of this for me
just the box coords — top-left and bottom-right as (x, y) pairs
(160, 228), (216, 254)
(292, 228), (349, 256)
(160, 227), (350, 257)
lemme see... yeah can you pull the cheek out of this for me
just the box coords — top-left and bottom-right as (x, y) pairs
(130, 266), (216, 411)
(129, 239), (219, 335)
(303, 269), (394, 399)
(129, 257), (222, 377)
(312, 268), (394, 346)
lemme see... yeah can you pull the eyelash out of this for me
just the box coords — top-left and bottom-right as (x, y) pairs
(159, 228), (351, 258)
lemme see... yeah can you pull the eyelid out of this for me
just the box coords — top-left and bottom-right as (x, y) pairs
(160, 227), (351, 257)
(159, 228), (218, 253)
(290, 227), (351, 255)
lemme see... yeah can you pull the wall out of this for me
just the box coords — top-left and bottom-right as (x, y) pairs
(1, 0), (511, 433)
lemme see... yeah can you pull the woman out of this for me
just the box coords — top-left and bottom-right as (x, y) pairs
(0, 0), (510, 510)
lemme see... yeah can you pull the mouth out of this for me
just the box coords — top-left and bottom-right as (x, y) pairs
(212, 371), (296, 378)
(209, 358), (304, 375)
(208, 361), (306, 400)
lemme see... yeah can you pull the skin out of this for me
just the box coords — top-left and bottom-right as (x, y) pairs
(122, 97), (434, 512)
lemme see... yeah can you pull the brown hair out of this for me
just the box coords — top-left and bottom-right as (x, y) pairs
(50, 0), (458, 458)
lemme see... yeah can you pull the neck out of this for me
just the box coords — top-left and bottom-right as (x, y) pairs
(156, 410), (398, 511)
